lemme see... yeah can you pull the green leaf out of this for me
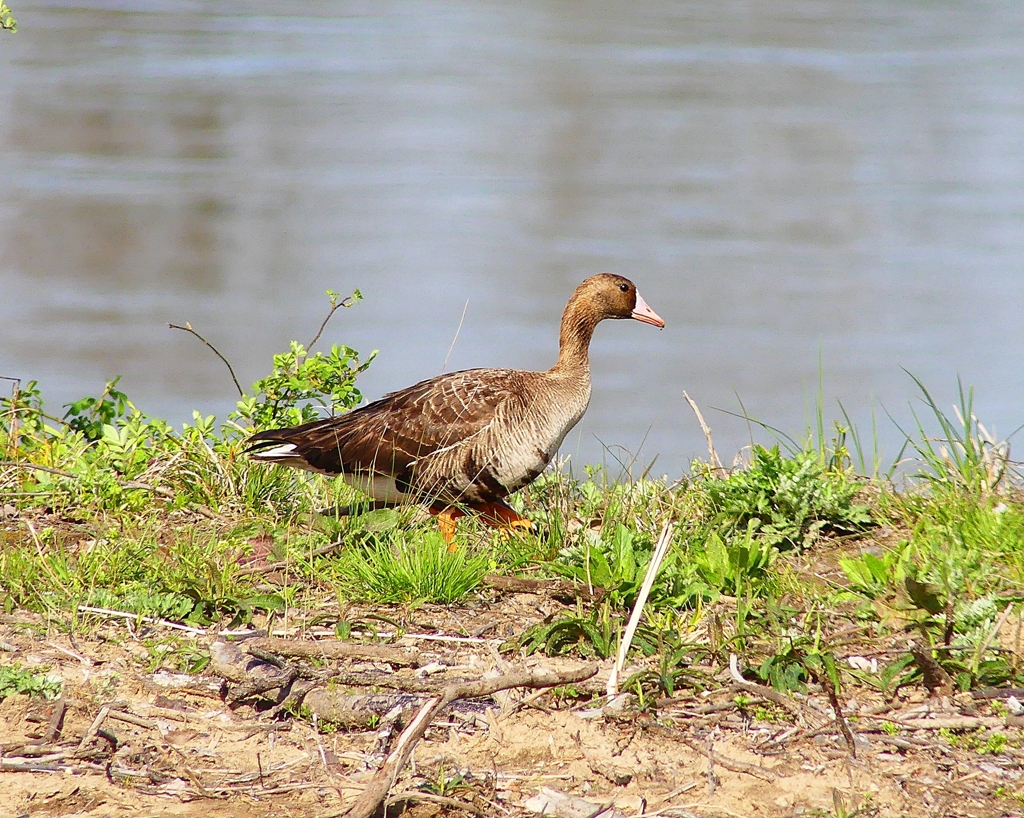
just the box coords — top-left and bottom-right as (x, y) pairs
(904, 575), (946, 615)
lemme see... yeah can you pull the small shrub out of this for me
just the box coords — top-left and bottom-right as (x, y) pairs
(705, 445), (871, 550)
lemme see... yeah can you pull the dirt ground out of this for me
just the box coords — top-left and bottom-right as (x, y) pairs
(2, 587), (1023, 818)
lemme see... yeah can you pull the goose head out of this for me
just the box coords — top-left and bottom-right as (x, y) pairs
(556, 273), (664, 369)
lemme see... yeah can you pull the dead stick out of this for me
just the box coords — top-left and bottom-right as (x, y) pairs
(683, 391), (725, 476)
(386, 790), (489, 817)
(483, 574), (605, 601)
(244, 636), (421, 668)
(27, 697), (67, 747)
(340, 663), (599, 818)
(169, 322), (243, 398)
(75, 705), (110, 757)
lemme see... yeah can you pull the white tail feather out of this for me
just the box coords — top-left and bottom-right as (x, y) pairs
(250, 443), (299, 461)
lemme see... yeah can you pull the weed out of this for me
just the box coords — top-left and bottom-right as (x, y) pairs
(512, 603), (620, 660)
(893, 374), (1015, 496)
(0, 664), (62, 700)
(550, 523), (654, 609)
(705, 444), (871, 551)
(936, 727), (1008, 754)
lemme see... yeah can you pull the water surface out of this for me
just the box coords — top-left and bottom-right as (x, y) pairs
(2, 1), (1023, 476)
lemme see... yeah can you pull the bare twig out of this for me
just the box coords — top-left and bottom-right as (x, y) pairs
(340, 663), (599, 818)
(814, 667), (857, 758)
(75, 705), (110, 757)
(26, 697), (67, 747)
(0, 461), (79, 479)
(76, 605), (207, 635)
(107, 709), (156, 730)
(387, 790), (489, 817)
(169, 322), (243, 397)
(307, 291), (361, 352)
(683, 391), (725, 476)
(483, 574), (605, 601)
(235, 538), (346, 577)
(892, 716), (1003, 731)
(243, 636), (421, 668)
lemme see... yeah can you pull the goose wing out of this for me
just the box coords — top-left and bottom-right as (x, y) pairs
(246, 368), (529, 487)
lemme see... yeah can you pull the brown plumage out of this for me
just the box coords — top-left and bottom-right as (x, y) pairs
(246, 274), (664, 541)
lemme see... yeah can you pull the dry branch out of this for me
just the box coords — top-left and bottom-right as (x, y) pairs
(654, 727), (777, 782)
(339, 662), (599, 818)
(683, 391), (726, 477)
(244, 636), (421, 668)
(387, 790), (490, 817)
(168, 322), (243, 397)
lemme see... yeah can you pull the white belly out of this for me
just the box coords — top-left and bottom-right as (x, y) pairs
(491, 392), (590, 489)
(342, 474), (415, 503)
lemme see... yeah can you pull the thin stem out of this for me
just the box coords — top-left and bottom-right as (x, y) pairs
(306, 293), (359, 352)
(168, 323), (243, 398)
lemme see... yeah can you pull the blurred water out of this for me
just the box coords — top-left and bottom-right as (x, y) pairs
(2, 1), (1023, 477)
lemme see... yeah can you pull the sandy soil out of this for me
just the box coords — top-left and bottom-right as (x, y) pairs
(2, 587), (1023, 818)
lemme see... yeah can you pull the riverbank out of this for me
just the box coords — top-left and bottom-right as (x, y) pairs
(1, 371), (1022, 817)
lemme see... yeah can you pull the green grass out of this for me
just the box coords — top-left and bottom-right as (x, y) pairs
(330, 531), (491, 604)
(2, 301), (1024, 720)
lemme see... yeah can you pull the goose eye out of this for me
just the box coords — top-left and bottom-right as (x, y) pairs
(619, 283), (629, 293)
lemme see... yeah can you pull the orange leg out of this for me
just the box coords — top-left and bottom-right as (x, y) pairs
(431, 506), (467, 551)
(477, 501), (535, 534)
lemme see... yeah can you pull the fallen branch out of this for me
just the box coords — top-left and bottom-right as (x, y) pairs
(27, 697), (66, 747)
(894, 716), (1003, 731)
(386, 790), (490, 817)
(244, 636), (421, 668)
(235, 538), (346, 577)
(75, 705), (110, 757)
(650, 725), (777, 782)
(339, 663), (599, 818)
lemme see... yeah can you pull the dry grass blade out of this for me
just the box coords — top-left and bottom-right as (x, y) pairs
(683, 391), (725, 477)
(607, 521), (675, 697)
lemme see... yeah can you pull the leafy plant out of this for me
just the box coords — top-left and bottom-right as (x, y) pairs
(236, 340), (375, 430)
(0, 664), (62, 700)
(691, 527), (777, 598)
(0, 1), (16, 31)
(513, 604), (621, 659)
(233, 290), (375, 429)
(706, 445), (871, 551)
(549, 524), (654, 609)
(64, 377), (132, 441)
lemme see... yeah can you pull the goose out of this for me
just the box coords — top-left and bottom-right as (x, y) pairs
(247, 274), (664, 543)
